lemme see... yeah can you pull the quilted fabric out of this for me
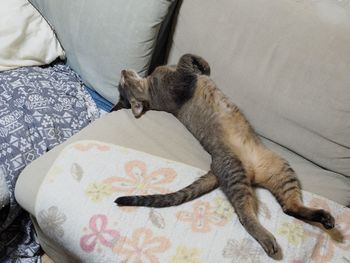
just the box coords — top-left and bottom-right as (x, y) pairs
(0, 62), (99, 262)
(36, 140), (350, 263)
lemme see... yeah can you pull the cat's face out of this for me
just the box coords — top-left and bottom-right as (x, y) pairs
(118, 69), (150, 118)
(117, 66), (176, 117)
(116, 54), (210, 117)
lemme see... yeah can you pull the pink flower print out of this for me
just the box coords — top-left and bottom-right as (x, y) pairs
(302, 198), (350, 263)
(176, 200), (228, 233)
(80, 214), (119, 253)
(113, 227), (170, 263)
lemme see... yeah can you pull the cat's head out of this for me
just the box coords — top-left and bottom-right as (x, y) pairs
(114, 54), (210, 117)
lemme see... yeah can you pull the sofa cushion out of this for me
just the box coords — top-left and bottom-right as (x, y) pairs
(0, 0), (64, 71)
(29, 0), (176, 103)
(16, 111), (350, 218)
(167, 0), (350, 178)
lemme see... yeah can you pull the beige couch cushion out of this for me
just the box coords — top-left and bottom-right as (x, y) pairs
(16, 111), (350, 216)
(167, 0), (350, 178)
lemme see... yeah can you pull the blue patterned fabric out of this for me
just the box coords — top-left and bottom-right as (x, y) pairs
(0, 62), (100, 262)
(85, 85), (113, 112)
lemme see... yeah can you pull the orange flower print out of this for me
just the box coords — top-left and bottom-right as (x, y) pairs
(302, 198), (350, 263)
(176, 200), (228, 233)
(74, 142), (110, 152)
(104, 160), (176, 212)
(103, 160), (176, 212)
(113, 227), (170, 263)
(105, 160), (176, 194)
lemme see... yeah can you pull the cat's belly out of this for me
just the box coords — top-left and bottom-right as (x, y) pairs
(221, 120), (264, 182)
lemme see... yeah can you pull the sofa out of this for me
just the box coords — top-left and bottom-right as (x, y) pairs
(11, 0), (350, 262)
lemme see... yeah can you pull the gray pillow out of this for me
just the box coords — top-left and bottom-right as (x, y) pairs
(30, 0), (176, 103)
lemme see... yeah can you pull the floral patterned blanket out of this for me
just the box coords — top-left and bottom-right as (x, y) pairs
(35, 140), (350, 263)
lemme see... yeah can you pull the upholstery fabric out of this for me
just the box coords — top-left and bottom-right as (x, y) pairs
(0, 0), (64, 71)
(167, 0), (350, 178)
(29, 0), (177, 104)
(16, 111), (350, 218)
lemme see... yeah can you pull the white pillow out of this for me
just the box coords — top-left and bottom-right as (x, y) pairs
(0, 0), (65, 71)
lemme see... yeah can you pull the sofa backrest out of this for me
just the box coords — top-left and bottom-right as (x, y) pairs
(167, 0), (350, 177)
(29, 0), (177, 104)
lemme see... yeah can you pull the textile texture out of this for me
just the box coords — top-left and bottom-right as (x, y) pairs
(36, 140), (350, 263)
(0, 63), (99, 262)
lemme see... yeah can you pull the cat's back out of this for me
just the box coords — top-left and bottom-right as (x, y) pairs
(193, 75), (243, 119)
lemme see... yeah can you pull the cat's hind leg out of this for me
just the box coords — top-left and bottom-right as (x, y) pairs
(211, 156), (280, 257)
(254, 152), (335, 229)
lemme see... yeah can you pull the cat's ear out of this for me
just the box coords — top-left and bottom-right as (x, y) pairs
(177, 54), (210, 76)
(130, 99), (143, 118)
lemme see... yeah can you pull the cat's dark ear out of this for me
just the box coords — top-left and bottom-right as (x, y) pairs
(111, 85), (131, 112)
(177, 54), (210, 76)
(111, 101), (124, 111)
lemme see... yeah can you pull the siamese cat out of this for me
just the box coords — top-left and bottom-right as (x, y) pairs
(112, 54), (335, 257)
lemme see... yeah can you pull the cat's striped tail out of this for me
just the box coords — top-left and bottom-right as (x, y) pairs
(114, 171), (218, 208)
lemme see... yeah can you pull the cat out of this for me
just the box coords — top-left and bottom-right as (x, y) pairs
(112, 54), (335, 257)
